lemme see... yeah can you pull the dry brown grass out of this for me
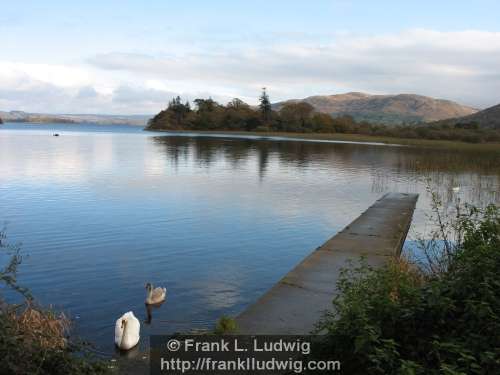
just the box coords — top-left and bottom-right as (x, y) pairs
(3, 302), (70, 350)
(387, 257), (426, 303)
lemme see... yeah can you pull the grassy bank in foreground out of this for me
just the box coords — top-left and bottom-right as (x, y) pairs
(147, 129), (500, 152)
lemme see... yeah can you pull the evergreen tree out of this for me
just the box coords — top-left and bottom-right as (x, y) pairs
(167, 96), (191, 126)
(259, 87), (272, 121)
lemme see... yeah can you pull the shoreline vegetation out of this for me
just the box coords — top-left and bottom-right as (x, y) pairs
(145, 89), (500, 150)
(147, 128), (500, 152)
(312, 196), (500, 374)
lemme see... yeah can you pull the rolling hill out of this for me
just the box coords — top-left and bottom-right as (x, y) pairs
(273, 92), (478, 125)
(1, 93), (484, 128)
(0, 110), (150, 126)
(438, 103), (500, 129)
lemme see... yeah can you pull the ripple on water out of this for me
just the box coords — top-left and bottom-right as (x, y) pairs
(1, 123), (499, 351)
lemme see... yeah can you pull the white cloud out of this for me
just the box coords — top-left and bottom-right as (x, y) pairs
(1, 29), (500, 114)
(0, 62), (177, 114)
(88, 29), (500, 108)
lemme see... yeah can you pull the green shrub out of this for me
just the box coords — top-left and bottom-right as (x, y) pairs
(214, 316), (238, 334)
(315, 204), (500, 374)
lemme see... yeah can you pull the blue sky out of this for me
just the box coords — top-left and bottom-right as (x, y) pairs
(1, 1), (499, 114)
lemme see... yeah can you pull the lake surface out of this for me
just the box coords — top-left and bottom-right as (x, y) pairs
(1, 123), (499, 353)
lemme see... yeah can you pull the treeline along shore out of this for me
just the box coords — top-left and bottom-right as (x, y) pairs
(146, 90), (500, 144)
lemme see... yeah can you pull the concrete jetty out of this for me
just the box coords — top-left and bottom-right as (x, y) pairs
(235, 192), (418, 334)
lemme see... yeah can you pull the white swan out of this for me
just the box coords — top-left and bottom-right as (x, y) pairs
(115, 311), (140, 350)
(452, 186), (460, 193)
(145, 283), (167, 305)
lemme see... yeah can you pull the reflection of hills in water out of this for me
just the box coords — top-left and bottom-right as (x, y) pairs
(152, 135), (500, 206)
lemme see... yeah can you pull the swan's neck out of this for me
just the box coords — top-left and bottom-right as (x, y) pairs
(120, 320), (128, 347)
(147, 288), (153, 299)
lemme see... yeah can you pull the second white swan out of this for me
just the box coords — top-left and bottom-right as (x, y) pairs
(114, 311), (140, 350)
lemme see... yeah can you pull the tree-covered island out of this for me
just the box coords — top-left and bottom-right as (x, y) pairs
(146, 89), (500, 144)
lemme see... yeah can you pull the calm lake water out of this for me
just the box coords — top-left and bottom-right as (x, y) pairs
(1, 123), (499, 353)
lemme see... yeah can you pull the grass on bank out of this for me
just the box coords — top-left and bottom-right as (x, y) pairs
(0, 303), (109, 375)
(313, 199), (500, 374)
(149, 129), (500, 153)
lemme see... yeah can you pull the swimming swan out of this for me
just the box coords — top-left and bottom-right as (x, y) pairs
(145, 283), (167, 305)
(115, 311), (140, 350)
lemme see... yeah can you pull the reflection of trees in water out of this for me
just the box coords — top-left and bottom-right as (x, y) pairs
(152, 135), (384, 169)
(151, 136), (500, 205)
(159, 137), (191, 172)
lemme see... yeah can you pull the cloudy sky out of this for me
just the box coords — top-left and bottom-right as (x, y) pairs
(1, 0), (499, 114)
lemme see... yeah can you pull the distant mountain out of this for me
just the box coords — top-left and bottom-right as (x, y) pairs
(0, 110), (151, 126)
(435, 103), (500, 129)
(273, 92), (478, 125)
(1, 92), (481, 127)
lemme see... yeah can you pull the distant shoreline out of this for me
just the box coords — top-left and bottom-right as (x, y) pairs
(2, 120), (145, 126)
(145, 128), (500, 152)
